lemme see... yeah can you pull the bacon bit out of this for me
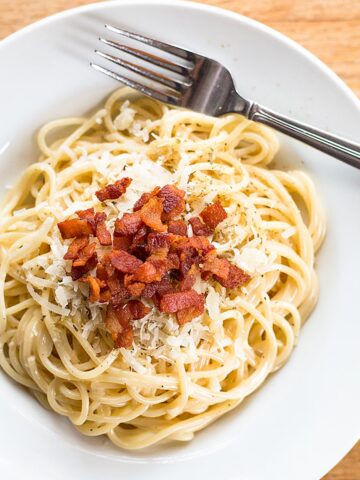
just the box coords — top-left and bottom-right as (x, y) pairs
(141, 273), (175, 298)
(160, 290), (204, 314)
(58, 219), (93, 239)
(105, 304), (133, 348)
(140, 197), (167, 232)
(128, 300), (151, 320)
(71, 253), (98, 280)
(167, 253), (180, 270)
(147, 233), (171, 254)
(132, 224), (148, 247)
(100, 254), (115, 278)
(96, 263), (108, 281)
(141, 282), (158, 298)
(189, 217), (213, 236)
(105, 305), (122, 341)
(72, 243), (97, 267)
(96, 177), (132, 202)
(107, 275), (131, 305)
(202, 253), (230, 281)
(127, 282), (145, 297)
(113, 235), (132, 251)
(116, 328), (133, 348)
(64, 236), (89, 260)
(214, 264), (251, 289)
(177, 304), (204, 325)
(157, 185), (185, 221)
(76, 208), (95, 227)
(115, 212), (143, 236)
(133, 187), (161, 212)
(200, 202), (227, 229)
(168, 220), (187, 236)
(156, 275), (177, 295)
(94, 212), (112, 246)
(99, 289), (112, 303)
(179, 264), (198, 291)
(179, 250), (200, 279)
(81, 277), (104, 303)
(109, 250), (143, 273)
(176, 235), (213, 253)
(131, 261), (162, 284)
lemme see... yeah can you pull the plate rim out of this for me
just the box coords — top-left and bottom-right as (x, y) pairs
(0, 1), (359, 478)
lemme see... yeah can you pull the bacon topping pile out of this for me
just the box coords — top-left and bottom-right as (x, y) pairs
(57, 180), (251, 348)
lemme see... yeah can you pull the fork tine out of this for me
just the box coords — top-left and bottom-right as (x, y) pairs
(105, 25), (195, 62)
(99, 38), (192, 76)
(95, 49), (191, 92)
(90, 63), (181, 106)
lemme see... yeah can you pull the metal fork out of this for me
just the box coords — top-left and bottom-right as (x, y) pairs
(91, 25), (360, 169)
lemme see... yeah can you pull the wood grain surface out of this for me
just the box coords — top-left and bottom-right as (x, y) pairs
(0, 0), (358, 478)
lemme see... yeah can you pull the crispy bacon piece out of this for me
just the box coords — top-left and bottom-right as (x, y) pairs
(96, 263), (108, 281)
(131, 261), (162, 284)
(140, 197), (167, 232)
(157, 185), (185, 221)
(214, 264), (251, 289)
(76, 208), (95, 227)
(70, 254), (98, 281)
(176, 235), (213, 254)
(202, 253), (230, 281)
(99, 254), (115, 278)
(133, 187), (161, 212)
(113, 235), (132, 251)
(115, 212), (143, 236)
(99, 289), (112, 303)
(109, 250), (143, 273)
(132, 224), (148, 245)
(167, 253), (180, 270)
(58, 219), (93, 239)
(105, 304), (133, 348)
(179, 249), (200, 281)
(116, 328), (134, 348)
(96, 177), (132, 202)
(141, 282), (158, 299)
(107, 274), (131, 305)
(200, 201), (227, 229)
(127, 282), (145, 297)
(155, 274), (176, 295)
(159, 289), (204, 313)
(94, 212), (112, 246)
(177, 304), (204, 325)
(147, 233), (171, 254)
(148, 252), (178, 277)
(128, 299), (151, 320)
(64, 236), (89, 260)
(72, 243), (97, 267)
(81, 277), (106, 303)
(189, 217), (213, 236)
(136, 270), (176, 298)
(179, 264), (198, 291)
(168, 219), (187, 236)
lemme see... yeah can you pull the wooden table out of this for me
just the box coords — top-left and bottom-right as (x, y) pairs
(0, 0), (358, 478)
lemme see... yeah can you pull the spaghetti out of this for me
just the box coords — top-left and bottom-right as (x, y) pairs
(0, 87), (325, 449)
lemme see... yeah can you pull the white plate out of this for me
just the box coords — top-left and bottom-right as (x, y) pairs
(0, 1), (359, 479)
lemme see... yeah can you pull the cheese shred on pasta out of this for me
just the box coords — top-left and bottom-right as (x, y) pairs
(0, 87), (325, 449)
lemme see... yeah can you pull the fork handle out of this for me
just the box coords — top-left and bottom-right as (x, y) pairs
(247, 103), (360, 169)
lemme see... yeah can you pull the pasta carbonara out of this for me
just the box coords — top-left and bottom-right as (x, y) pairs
(0, 87), (325, 449)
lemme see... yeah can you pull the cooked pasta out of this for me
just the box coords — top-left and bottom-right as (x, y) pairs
(0, 87), (325, 449)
